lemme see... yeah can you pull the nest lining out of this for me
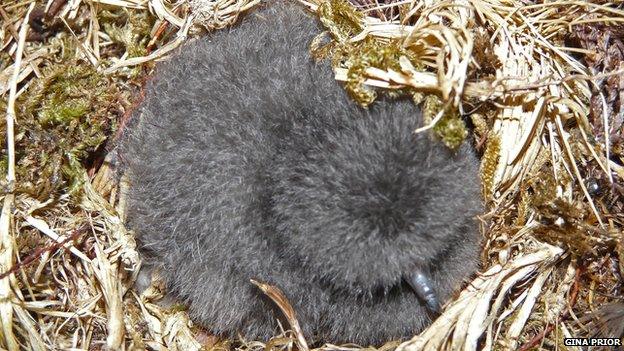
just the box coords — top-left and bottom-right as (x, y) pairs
(0, 0), (623, 350)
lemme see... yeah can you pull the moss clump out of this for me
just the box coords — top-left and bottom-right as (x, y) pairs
(98, 9), (155, 78)
(0, 51), (11, 71)
(344, 39), (424, 107)
(528, 168), (618, 257)
(432, 112), (468, 149)
(40, 100), (89, 126)
(318, 0), (364, 43)
(316, 1), (468, 149)
(421, 95), (468, 149)
(317, 0), (426, 107)
(481, 134), (501, 201)
(102, 10), (153, 59)
(7, 61), (121, 198)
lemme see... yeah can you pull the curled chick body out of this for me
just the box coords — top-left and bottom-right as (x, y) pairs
(122, 1), (483, 345)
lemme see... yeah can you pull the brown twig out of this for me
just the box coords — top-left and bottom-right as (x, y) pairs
(0, 6), (21, 45)
(146, 20), (170, 54)
(517, 324), (555, 351)
(111, 76), (150, 146)
(46, 0), (67, 20)
(251, 279), (310, 351)
(476, 132), (489, 151)
(0, 226), (88, 281)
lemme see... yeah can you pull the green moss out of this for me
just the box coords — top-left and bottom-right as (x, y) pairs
(63, 152), (86, 195)
(422, 95), (468, 149)
(0, 155), (8, 177)
(432, 113), (468, 149)
(316, 0), (426, 107)
(481, 135), (500, 201)
(318, 0), (363, 43)
(343, 39), (423, 107)
(53, 36), (80, 61)
(0, 51), (11, 71)
(40, 101), (89, 125)
(0, 5), (155, 203)
(10, 60), (120, 199)
(102, 9), (153, 59)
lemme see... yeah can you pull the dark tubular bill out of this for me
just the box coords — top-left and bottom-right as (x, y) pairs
(408, 270), (441, 314)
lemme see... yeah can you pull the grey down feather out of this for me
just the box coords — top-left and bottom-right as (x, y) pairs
(121, 1), (484, 345)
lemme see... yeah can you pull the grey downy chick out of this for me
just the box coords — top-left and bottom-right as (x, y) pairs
(579, 301), (624, 339)
(121, 1), (484, 345)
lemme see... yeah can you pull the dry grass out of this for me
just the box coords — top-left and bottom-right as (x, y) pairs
(1, 0), (623, 350)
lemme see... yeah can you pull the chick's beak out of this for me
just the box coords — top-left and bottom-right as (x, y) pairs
(407, 270), (441, 315)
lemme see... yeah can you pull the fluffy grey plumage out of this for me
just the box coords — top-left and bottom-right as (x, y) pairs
(579, 301), (624, 339)
(121, 1), (483, 345)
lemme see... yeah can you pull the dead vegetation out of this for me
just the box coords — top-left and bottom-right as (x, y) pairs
(0, 0), (623, 350)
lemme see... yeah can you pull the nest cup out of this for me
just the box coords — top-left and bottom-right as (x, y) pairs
(0, 0), (623, 350)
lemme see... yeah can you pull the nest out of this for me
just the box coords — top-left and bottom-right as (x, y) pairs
(0, 0), (623, 349)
